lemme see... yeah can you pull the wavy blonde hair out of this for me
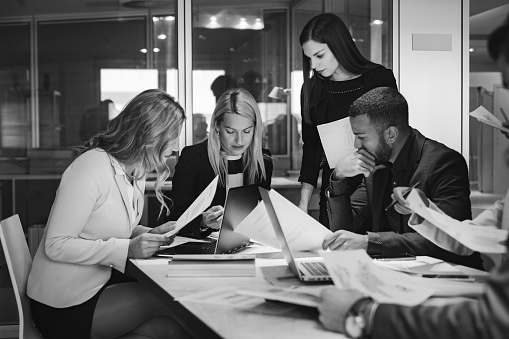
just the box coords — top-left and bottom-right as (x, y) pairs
(76, 89), (186, 217)
(207, 87), (267, 187)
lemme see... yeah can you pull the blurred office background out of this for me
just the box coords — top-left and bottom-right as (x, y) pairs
(0, 0), (508, 335)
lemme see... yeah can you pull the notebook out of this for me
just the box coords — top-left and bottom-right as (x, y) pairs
(259, 187), (331, 282)
(158, 184), (261, 255)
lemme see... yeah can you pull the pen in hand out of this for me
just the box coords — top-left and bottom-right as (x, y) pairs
(385, 181), (420, 211)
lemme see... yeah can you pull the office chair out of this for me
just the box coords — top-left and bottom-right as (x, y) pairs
(0, 214), (43, 338)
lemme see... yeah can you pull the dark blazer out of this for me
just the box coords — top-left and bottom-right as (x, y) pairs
(168, 140), (273, 238)
(299, 66), (397, 187)
(326, 129), (483, 269)
(373, 236), (509, 339)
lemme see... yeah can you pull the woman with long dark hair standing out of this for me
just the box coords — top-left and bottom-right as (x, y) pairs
(297, 13), (397, 228)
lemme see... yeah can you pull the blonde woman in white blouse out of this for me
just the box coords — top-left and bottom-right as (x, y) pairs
(27, 89), (189, 339)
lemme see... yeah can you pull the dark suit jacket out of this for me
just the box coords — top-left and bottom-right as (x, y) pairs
(168, 140), (273, 238)
(373, 236), (509, 339)
(326, 129), (483, 269)
(299, 66), (397, 187)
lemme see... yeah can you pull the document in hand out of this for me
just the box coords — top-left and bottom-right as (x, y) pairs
(405, 190), (508, 254)
(167, 254), (255, 277)
(163, 176), (219, 237)
(469, 105), (509, 133)
(321, 250), (435, 306)
(235, 189), (332, 251)
(317, 118), (356, 169)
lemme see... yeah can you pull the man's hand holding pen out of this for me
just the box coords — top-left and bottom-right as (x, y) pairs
(390, 185), (429, 224)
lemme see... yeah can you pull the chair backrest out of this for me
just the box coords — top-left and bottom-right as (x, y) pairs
(0, 214), (43, 339)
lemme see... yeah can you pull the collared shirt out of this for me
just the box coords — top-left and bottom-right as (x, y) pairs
(109, 154), (146, 224)
(368, 130), (416, 254)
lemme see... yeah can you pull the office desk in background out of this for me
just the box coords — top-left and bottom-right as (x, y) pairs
(126, 256), (346, 339)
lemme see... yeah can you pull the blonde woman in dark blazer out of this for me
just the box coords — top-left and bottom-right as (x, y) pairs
(27, 89), (188, 339)
(170, 87), (273, 238)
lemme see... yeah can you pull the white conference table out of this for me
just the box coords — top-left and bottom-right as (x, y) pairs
(126, 253), (347, 339)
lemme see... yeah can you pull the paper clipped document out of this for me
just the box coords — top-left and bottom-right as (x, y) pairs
(321, 250), (434, 306)
(235, 189), (332, 251)
(405, 190), (508, 254)
(317, 118), (356, 169)
(469, 105), (509, 134)
(164, 176), (219, 237)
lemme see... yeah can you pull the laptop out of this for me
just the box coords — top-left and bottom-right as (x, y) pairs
(259, 187), (331, 282)
(158, 184), (261, 255)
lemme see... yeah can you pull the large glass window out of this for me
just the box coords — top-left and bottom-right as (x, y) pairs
(191, 2), (289, 172)
(0, 22), (31, 172)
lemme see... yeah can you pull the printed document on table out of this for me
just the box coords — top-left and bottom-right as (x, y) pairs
(469, 105), (509, 133)
(406, 190), (508, 254)
(317, 118), (356, 169)
(176, 286), (261, 308)
(322, 250), (434, 306)
(164, 176), (219, 237)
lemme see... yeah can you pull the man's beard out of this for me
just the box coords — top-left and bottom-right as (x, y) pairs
(374, 137), (392, 165)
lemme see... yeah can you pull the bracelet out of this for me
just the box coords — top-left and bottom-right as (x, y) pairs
(366, 301), (379, 338)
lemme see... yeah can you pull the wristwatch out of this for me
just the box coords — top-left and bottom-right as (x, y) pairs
(344, 297), (374, 339)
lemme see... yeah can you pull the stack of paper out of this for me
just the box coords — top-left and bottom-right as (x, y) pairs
(167, 254), (256, 277)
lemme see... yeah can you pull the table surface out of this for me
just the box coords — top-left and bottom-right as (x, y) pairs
(127, 254), (346, 339)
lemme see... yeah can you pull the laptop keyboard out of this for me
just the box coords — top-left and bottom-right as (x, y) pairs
(301, 261), (328, 276)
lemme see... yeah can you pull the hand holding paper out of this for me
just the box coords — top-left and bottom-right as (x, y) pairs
(405, 190), (508, 254)
(317, 118), (356, 169)
(469, 105), (509, 134)
(163, 176), (219, 237)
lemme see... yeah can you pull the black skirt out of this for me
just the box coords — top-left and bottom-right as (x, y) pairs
(29, 269), (135, 339)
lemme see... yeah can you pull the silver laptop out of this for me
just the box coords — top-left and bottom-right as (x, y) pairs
(259, 187), (331, 282)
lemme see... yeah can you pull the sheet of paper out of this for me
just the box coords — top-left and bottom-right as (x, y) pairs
(134, 257), (170, 266)
(469, 105), (509, 133)
(317, 118), (356, 168)
(268, 189), (332, 251)
(159, 236), (208, 249)
(164, 176), (219, 237)
(235, 202), (281, 249)
(321, 250), (434, 306)
(406, 190), (508, 254)
(236, 286), (324, 308)
(176, 286), (261, 308)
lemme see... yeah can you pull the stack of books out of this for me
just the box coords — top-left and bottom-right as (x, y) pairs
(167, 254), (256, 277)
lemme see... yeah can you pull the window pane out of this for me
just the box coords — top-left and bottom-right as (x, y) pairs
(36, 16), (146, 172)
(192, 3), (289, 169)
(0, 22), (31, 172)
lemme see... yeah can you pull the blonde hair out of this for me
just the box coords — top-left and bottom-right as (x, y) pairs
(76, 89), (186, 217)
(207, 87), (267, 186)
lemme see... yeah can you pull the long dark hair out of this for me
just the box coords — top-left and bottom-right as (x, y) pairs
(299, 13), (378, 124)
(75, 89), (186, 216)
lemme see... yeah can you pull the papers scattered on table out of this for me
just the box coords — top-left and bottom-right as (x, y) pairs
(469, 105), (509, 134)
(163, 176), (219, 237)
(167, 254), (255, 277)
(235, 190), (332, 251)
(321, 250), (434, 306)
(176, 286), (262, 308)
(317, 118), (356, 168)
(236, 286), (325, 308)
(406, 190), (508, 253)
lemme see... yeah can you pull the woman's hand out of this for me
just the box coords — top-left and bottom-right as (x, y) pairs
(128, 233), (170, 259)
(202, 205), (224, 230)
(149, 222), (177, 245)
